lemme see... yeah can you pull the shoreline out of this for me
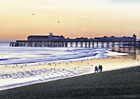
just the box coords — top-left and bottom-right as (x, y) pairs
(1, 51), (139, 71)
(0, 51), (140, 91)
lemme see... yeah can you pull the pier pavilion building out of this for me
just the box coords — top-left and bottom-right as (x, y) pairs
(28, 33), (65, 41)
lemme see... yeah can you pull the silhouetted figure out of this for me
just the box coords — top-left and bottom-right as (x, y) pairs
(95, 66), (98, 73)
(99, 65), (103, 72)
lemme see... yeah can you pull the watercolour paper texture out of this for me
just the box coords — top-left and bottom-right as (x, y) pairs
(0, 0), (140, 98)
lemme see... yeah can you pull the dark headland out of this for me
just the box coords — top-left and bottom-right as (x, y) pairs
(1, 66), (140, 99)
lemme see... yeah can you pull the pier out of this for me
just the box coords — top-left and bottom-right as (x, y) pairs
(10, 33), (140, 52)
(10, 40), (140, 52)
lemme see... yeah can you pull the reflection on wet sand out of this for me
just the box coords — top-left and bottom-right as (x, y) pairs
(128, 51), (136, 60)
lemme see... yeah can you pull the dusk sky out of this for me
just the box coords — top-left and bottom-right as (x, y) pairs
(0, 0), (140, 41)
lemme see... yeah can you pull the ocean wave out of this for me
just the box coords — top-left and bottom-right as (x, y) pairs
(0, 44), (109, 65)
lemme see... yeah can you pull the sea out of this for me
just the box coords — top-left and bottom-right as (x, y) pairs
(0, 42), (127, 91)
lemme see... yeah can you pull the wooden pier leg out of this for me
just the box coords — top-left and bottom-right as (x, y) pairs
(57, 42), (59, 47)
(55, 42), (57, 47)
(63, 42), (65, 47)
(139, 41), (140, 50)
(65, 42), (67, 47)
(52, 42), (54, 47)
(51, 42), (54, 47)
(92, 42), (94, 48)
(81, 42), (83, 47)
(59, 42), (61, 47)
(46, 42), (48, 47)
(129, 42), (131, 51)
(107, 42), (109, 48)
(112, 42), (115, 51)
(44, 42), (47, 47)
(38, 42), (40, 47)
(60, 42), (62, 47)
(61, 42), (63, 47)
(50, 42), (52, 47)
(97, 42), (98, 47)
(85, 42), (87, 47)
(71, 42), (73, 47)
(76, 42), (78, 47)
(54, 42), (56, 47)
(102, 42), (104, 47)
(25, 42), (27, 46)
(134, 41), (136, 51)
(118, 42), (121, 52)
(45, 42), (47, 47)
(51, 42), (53, 47)
(89, 42), (90, 47)
(123, 42), (125, 51)
(10, 42), (12, 46)
(41, 42), (43, 47)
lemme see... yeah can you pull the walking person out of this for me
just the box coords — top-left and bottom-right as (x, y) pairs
(95, 66), (98, 73)
(99, 65), (103, 72)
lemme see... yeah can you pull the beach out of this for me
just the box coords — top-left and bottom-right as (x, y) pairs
(0, 45), (140, 98)
(0, 49), (140, 91)
(1, 61), (140, 99)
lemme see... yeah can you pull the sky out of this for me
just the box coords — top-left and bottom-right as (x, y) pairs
(0, 0), (140, 41)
